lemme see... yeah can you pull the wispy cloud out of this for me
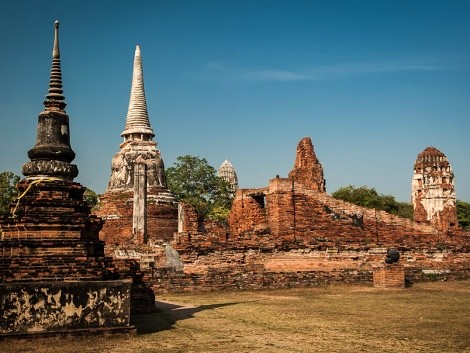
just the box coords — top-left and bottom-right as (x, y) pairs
(202, 60), (446, 82)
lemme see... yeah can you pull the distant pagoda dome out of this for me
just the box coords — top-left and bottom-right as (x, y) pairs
(218, 159), (239, 191)
(411, 146), (458, 232)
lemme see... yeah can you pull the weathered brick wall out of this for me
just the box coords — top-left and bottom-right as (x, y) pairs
(96, 191), (134, 245)
(137, 175), (469, 293)
(178, 202), (200, 233)
(230, 177), (459, 250)
(146, 243), (469, 293)
(96, 190), (178, 245)
(229, 188), (269, 237)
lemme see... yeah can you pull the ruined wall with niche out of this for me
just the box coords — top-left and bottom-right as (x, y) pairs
(229, 176), (457, 249)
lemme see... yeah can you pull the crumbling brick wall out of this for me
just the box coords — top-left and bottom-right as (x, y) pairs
(96, 189), (178, 246)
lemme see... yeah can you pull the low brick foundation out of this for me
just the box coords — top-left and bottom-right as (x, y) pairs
(373, 264), (405, 288)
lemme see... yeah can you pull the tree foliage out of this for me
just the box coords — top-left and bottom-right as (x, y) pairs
(166, 155), (233, 222)
(84, 188), (99, 209)
(457, 200), (470, 229)
(331, 185), (413, 219)
(0, 171), (20, 216)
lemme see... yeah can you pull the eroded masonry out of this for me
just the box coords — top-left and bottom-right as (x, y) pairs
(412, 146), (459, 232)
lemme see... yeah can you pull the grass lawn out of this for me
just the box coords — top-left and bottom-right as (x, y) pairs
(1, 281), (469, 353)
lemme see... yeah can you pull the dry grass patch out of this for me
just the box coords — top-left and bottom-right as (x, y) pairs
(1, 281), (469, 353)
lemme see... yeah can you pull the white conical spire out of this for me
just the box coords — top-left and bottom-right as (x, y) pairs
(121, 45), (155, 138)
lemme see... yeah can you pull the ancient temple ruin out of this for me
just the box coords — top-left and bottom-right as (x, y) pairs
(97, 45), (178, 245)
(218, 159), (239, 191)
(0, 21), (131, 336)
(412, 146), (459, 232)
(143, 136), (468, 292)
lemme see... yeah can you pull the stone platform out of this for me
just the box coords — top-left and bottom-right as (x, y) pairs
(0, 280), (132, 336)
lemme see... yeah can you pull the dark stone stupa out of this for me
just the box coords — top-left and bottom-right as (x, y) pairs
(0, 21), (133, 336)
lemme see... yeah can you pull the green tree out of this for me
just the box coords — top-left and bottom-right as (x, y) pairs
(166, 155), (233, 222)
(456, 200), (470, 229)
(84, 188), (99, 209)
(331, 185), (413, 219)
(0, 171), (20, 216)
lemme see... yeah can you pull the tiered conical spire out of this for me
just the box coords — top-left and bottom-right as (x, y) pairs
(44, 20), (66, 111)
(22, 20), (77, 180)
(121, 45), (154, 138)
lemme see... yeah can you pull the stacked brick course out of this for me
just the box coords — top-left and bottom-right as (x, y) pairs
(98, 188), (177, 245)
(373, 264), (406, 288)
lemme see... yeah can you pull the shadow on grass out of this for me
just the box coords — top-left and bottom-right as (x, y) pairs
(131, 300), (246, 335)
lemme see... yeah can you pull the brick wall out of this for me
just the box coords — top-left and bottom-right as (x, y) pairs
(373, 264), (405, 288)
(145, 243), (469, 293)
(96, 189), (178, 245)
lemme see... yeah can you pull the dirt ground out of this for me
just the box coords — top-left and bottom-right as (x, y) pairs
(1, 281), (469, 353)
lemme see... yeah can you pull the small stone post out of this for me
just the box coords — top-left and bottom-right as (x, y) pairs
(373, 248), (405, 288)
(133, 162), (147, 242)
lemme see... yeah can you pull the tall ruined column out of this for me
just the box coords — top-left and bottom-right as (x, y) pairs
(412, 146), (459, 233)
(96, 45), (178, 245)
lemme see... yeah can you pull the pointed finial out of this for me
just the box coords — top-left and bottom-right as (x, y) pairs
(52, 20), (60, 59)
(44, 19), (66, 111)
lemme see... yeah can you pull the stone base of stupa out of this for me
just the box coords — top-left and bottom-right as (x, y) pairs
(0, 179), (135, 336)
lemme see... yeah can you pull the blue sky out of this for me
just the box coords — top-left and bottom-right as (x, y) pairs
(0, 0), (469, 201)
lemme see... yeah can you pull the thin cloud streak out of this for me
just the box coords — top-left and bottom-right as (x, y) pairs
(203, 61), (447, 82)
